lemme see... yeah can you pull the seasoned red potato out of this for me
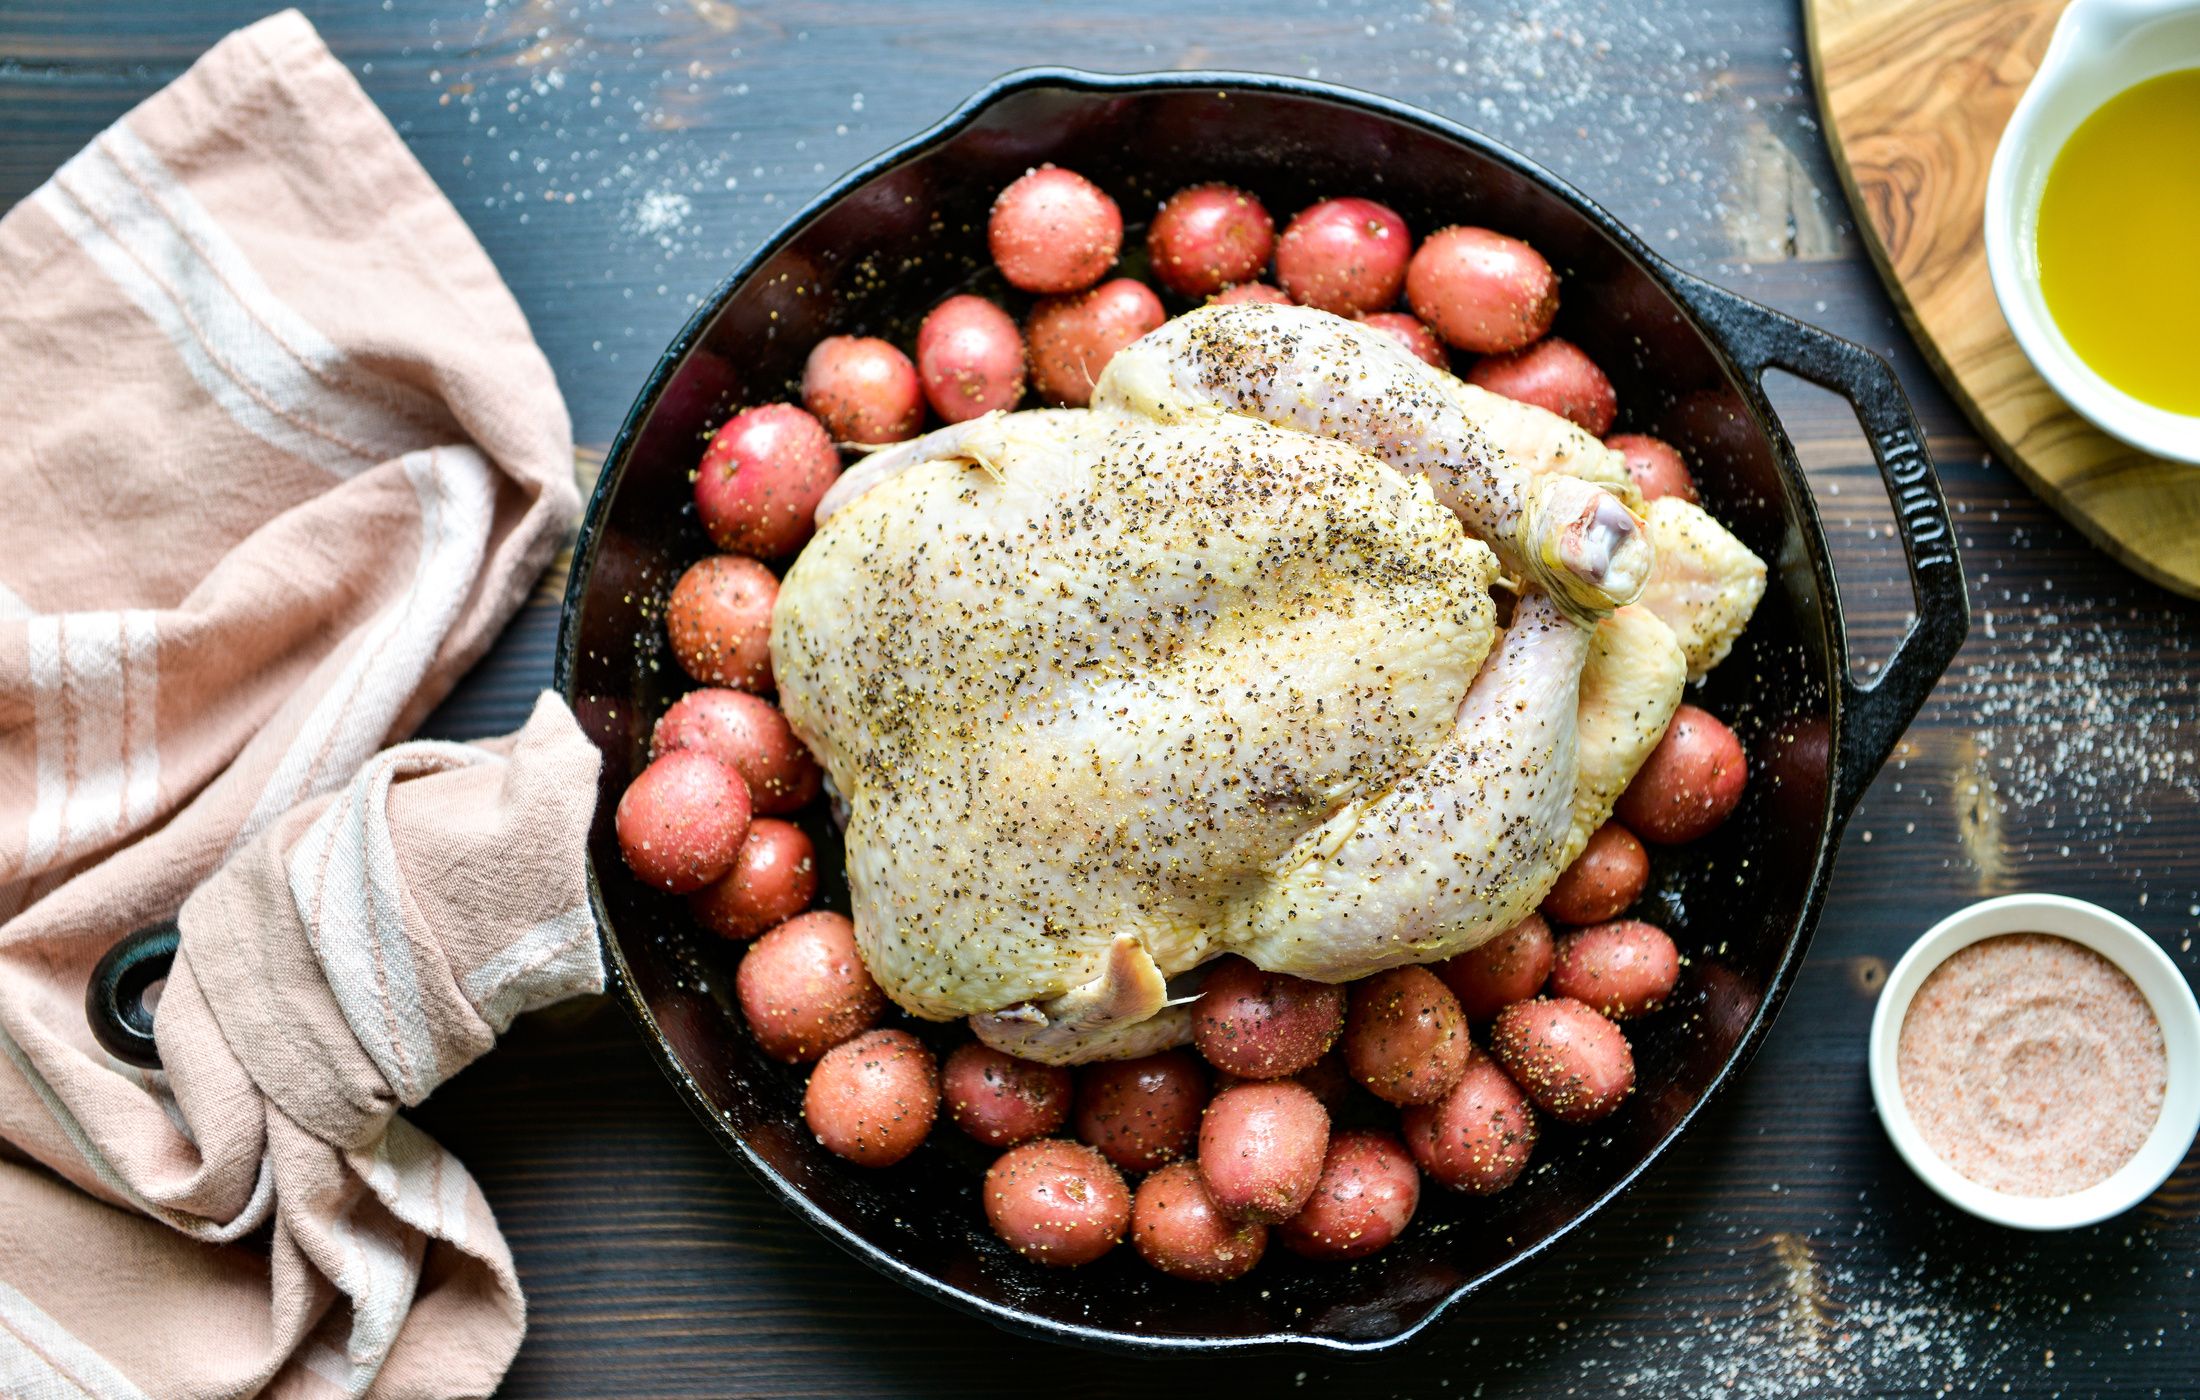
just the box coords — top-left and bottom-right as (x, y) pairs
(802, 335), (924, 445)
(1616, 704), (1748, 844)
(1131, 1160), (1268, 1282)
(1400, 1045), (1538, 1194)
(1405, 226), (1559, 353)
(1025, 278), (1166, 407)
(1465, 336), (1617, 436)
(1275, 196), (1411, 315)
(1211, 281), (1292, 306)
(984, 1138), (1131, 1267)
(989, 166), (1122, 294)
(1549, 919), (1681, 1020)
(694, 403), (841, 559)
(1275, 1129), (1420, 1259)
(1147, 183), (1275, 298)
(665, 555), (776, 692)
(1074, 1049), (1208, 1172)
(736, 911), (886, 1064)
(943, 1043), (1072, 1148)
(1359, 311), (1449, 368)
(917, 295), (1026, 424)
(1436, 913), (1555, 1023)
(1192, 956), (1347, 1080)
(804, 1028), (938, 1167)
(1342, 966), (1470, 1106)
(1542, 821), (1650, 926)
(614, 749), (750, 894)
(687, 818), (816, 941)
(1605, 432), (1698, 504)
(1490, 996), (1636, 1124)
(650, 688), (821, 815)
(1197, 1080), (1331, 1223)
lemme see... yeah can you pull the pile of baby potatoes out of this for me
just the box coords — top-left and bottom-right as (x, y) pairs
(609, 165), (1749, 1279)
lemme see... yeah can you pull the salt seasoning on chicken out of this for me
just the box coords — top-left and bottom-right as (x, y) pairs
(1896, 933), (2167, 1197)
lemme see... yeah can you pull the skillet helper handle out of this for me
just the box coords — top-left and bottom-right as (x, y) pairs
(1668, 273), (1971, 814)
(87, 920), (180, 1070)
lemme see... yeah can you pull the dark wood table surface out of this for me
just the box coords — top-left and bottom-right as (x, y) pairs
(7, 2), (2197, 1395)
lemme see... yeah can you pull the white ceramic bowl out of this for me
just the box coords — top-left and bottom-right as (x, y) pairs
(1982, 0), (2200, 464)
(1868, 892), (2200, 1230)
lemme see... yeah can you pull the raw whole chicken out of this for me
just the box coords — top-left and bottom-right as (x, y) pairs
(773, 303), (1758, 1062)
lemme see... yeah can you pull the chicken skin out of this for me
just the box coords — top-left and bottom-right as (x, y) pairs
(777, 305), (1724, 1062)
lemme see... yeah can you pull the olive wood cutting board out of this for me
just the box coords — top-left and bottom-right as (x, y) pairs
(1804, 0), (2200, 598)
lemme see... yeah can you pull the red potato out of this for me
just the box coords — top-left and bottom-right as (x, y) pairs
(1542, 822), (1650, 926)
(735, 911), (886, 1063)
(1342, 966), (1470, 1106)
(943, 1043), (1073, 1148)
(916, 295), (1026, 424)
(1274, 197), (1412, 316)
(1147, 183), (1276, 298)
(1191, 956), (1347, 1080)
(614, 749), (750, 894)
(1465, 337), (1618, 436)
(693, 403), (841, 559)
(1549, 919), (1681, 1021)
(1405, 225), (1560, 354)
(651, 688), (822, 814)
(1212, 281), (1293, 306)
(1025, 278), (1167, 407)
(688, 818), (817, 941)
(1490, 996), (1635, 1124)
(801, 335), (924, 445)
(1615, 704), (1748, 844)
(665, 555), (776, 692)
(1400, 1046), (1538, 1194)
(984, 1138), (1131, 1267)
(1360, 311), (1449, 369)
(1275, 1129), (1420, 1260)
(1604, 432), (1699, 504)
(988, 166), (1122, 294)
(1197, 1080), (1331, 1223)
(804, 1028), (938, 1167)
(1074, 1049), (1208, 1172)
(1436, 913), (1555, 1022)
(1131, 1160), (1268, 1282)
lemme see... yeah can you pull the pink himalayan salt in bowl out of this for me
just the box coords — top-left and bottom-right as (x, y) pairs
(1869, 893), (2200, 1230)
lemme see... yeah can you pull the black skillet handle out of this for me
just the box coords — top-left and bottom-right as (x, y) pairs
(1667, 272), (1971, 814)
(86, 920), (179, 1070)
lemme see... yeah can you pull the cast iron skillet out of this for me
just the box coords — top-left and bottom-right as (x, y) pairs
(566, 68), (1972, 1353)
(99, 68), (1968, 1354)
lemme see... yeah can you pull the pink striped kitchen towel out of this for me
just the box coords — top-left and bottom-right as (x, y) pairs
(0, 10), (604, 1397)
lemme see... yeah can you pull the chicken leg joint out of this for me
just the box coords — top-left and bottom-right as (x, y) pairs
(968, 934), (1169, 1063)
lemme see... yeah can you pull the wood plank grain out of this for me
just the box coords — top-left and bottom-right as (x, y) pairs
(1807, 0), (2200, 598)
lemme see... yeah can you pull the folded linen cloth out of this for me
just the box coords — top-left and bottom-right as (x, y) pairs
(0, 10), (601, 1397)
